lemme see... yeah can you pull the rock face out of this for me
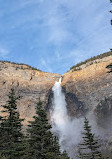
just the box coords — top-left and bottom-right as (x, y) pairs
(0, 61), (61, 124)
(0, 53), (112, 155)
(62, 55), (112, 114)
(62, 54), (112, 156)
(0, 55), (112, 124)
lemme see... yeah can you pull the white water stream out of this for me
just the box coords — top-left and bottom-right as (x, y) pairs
(51, 78), (83, 154)
(51, 78), (70, 145)
(50, 78), (108, 158)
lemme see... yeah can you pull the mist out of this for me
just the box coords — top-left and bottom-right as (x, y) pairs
(50, 78), (111, 158)
(50, 78), (84, 158)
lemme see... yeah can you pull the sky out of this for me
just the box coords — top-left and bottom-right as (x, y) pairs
(0, 0), (112, 74)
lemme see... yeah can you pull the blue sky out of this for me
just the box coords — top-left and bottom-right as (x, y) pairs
(0, 0), (112, 74)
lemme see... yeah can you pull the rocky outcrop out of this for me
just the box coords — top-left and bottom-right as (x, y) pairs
(62, 55), (112, 114)
(0, 61), (61, 124)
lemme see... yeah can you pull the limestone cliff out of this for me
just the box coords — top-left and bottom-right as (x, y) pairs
(62, 54), (112, 115)
(0, 61), (61, 124)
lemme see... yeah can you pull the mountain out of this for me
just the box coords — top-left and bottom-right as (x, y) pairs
(0, 51), (112, 156)
(0, 61), (60, 125)
(61, 51), (112, 156)
(62, 51), (112, 118)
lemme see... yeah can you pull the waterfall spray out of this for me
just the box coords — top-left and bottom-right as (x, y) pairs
(51, 78), (70, 145)
(51, 78), (107, 158)
(51, 78), (69, 128)
(51, 78), (84, 157)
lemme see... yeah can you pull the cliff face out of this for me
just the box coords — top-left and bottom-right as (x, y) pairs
(0, 54), (112, 155)
(62, 55), (112, 114)
(0, 55), (112, 123)
(61, 55), (112, 155)
(0, 61), (61, 124)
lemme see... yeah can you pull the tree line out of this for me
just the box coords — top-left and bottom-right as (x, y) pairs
(0, 88), (111, 159)
(0, 88), (70, 159)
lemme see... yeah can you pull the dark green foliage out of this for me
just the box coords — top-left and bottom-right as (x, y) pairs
(0, 93), (70, 159)
(19, 136), (30, 159)
(26, 100), (53, 158)
(0, 153), (8, 159)
(26, 100), (70, 159)
(77, 117), (103, 159)
(0, 88), (24, 159)
(70, 51), (112, 71)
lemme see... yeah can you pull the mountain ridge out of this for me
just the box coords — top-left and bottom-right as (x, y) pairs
(1, 51), (112, 75)
(0, 51), (112, 155)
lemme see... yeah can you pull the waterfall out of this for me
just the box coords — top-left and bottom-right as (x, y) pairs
(51, 78), (83, 156)
(51, 78), (104, 158)
(51, 77), (69, 129)
(51, 78), (69, 145)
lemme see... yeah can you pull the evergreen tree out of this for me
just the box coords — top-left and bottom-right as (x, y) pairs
(0, 153), (8, 159)
(0, 88), (24, 159)
(26, 99), (70, 159)
(77, 117), (103, 159)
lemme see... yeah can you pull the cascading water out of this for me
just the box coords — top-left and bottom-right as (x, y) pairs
(51, 78), (84, 157)
(51, 78), (70, 146)
(51, 78), (105, 159)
